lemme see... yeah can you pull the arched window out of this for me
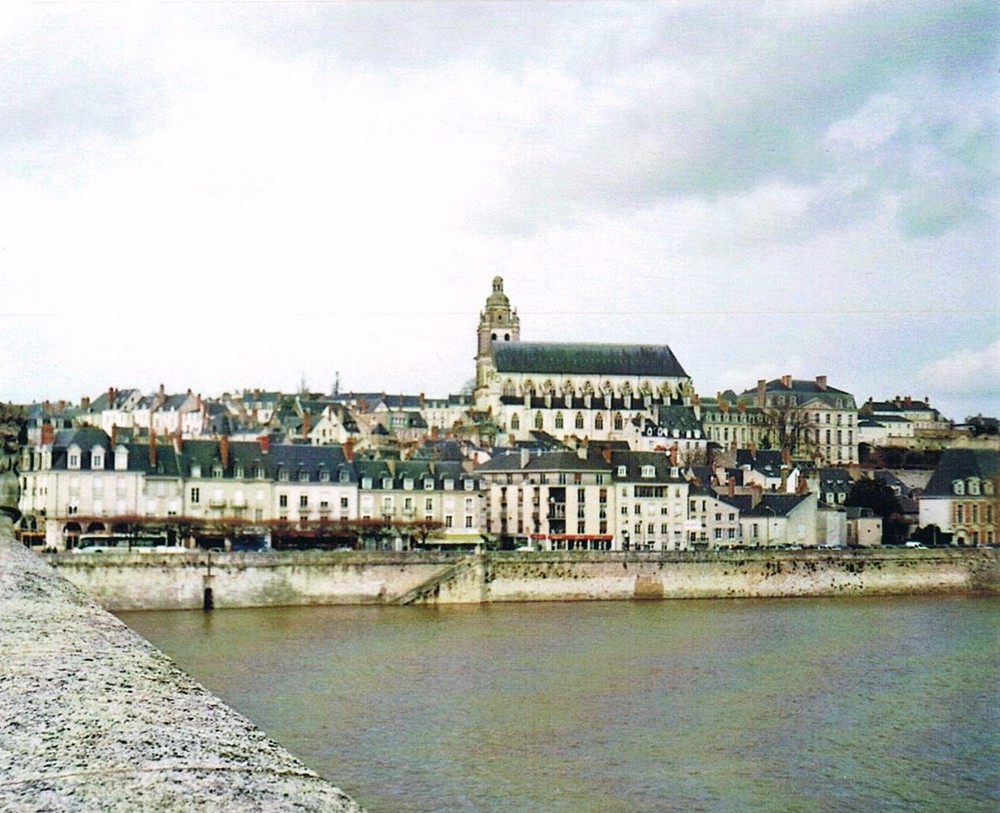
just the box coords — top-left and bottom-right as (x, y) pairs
(575, 412), (584, 429)
(595, 413), (604, 430)
(510, 414), (520, 431)
(555, 412), (564, 429)
(534, 411), (544, 430)
(613, 413), (624, 431)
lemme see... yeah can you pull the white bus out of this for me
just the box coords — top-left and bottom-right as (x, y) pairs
(73, 532), (187, 554)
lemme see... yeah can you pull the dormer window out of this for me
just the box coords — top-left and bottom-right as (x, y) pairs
(361, 477), (373, 490)
(403, 478), (414, 491)
(381, 477), (392, 489)
(953, 479), (964, 495)
(984, 481), (995, 496)
(339, 470), (350, 483)
(319, 468), (330, 483)
(212, 464), (223, 478)
(641, 465), (655, 479)
(91, 449), (104, 469)
(617, 465), (627, 478)
(191, 462), (202, 478)
(254, 464), (266, 479)
(234, 464), (244, 479)
(278, 467), (289, 482)
(299, 469), (309, 482)
(464, 479), (474, 491)
(967, 478), (980, 496)
(444, 479), (455, 490)
(67, 445), (81, 470)
(424, 478), (435, 490)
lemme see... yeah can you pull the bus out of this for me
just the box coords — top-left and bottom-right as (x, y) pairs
(73, 532), (187, 554)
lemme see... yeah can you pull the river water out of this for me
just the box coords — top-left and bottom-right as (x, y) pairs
(118, 596), (999, 813)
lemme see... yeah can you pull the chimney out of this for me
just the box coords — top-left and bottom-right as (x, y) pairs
(669, 444), (679, 467)
(520, 448), (531, 468)
(757, 380), (767, 408)
(737, 400), (746, 413)
(576, 439), (588, 460)
(108, 387), (115, 407)
(815, 375), (827, 391)
(750, 483), (763, 508)
(781, 446), (790, 466)
(111, 424), (119, 448)
(343, 437), (355, 462)
(219, 435), (230, 469)
(40, 422), (55, 446)
(43, 400), (51, 413)
(781, 374), (792, 388)
(173, 433), (182, 454)
(57, 399), (65, 412)
(259, 434), (270, 454)
(728, 476), (736, 497)
(149, 430), (157, 467)
(81, 396), (90, 410)
(601, 446), (612, 465)
(303, 411), (311, 437)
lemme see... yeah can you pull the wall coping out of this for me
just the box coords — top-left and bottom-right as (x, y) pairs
(0, 519), (365, 811)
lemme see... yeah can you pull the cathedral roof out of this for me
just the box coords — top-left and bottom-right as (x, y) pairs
(492, 342), (688, 378)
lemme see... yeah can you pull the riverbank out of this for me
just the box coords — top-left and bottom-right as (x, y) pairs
(0, 520), (365, 811)
(49, 546), (1000, 610)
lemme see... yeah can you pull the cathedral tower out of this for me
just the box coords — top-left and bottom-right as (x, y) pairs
(476, 276), (520, 393)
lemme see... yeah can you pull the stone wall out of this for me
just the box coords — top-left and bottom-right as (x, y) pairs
(49, 547), (1000, 610)
(0, 519), (365, 812)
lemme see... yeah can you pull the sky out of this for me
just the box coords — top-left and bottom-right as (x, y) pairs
(1, 1), (997, 422)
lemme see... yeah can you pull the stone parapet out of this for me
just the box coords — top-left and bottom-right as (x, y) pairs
(0, 519), (365, 812)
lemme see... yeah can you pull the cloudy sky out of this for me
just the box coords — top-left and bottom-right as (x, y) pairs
(1, 2), (997, 421)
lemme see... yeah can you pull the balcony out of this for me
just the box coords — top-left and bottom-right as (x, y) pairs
(208, 497), (226, 509)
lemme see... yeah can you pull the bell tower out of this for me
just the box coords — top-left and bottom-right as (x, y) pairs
(476, 276), (520, 393)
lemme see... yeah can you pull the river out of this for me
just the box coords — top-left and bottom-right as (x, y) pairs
(118, 596), (999, 813)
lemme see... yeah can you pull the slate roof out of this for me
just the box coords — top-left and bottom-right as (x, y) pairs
(922, 449), (1000, 497)
(492, 342), (688, 378)
(738, 379), (856, 409)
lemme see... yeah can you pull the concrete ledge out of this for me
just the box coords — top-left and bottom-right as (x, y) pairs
(0, 521), (365, 812)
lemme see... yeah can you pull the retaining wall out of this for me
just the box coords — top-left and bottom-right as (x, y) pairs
(0, 519), (365, 812)
(48, 547), (1000, 609)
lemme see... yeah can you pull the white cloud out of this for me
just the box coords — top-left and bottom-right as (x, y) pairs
(918, 339), (1000, 397)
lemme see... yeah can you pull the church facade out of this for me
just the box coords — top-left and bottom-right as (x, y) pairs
(473, 277), (704, 453)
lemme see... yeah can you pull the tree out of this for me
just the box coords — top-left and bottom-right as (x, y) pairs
(759, 404), (817, 458)
(844, 477), (907, 544)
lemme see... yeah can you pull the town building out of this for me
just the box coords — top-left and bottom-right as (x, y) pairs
(918, 448), (999, 546)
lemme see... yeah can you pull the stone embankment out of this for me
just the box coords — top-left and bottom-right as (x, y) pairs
(48, 546), (1000, 610)
(0, 519), (365, 812)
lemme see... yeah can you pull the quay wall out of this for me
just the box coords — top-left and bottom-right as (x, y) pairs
(48, 547), (1000, 609)
(0, 520), (365, 812)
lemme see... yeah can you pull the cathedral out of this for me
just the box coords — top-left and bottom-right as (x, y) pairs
(473, 277), (703, 451)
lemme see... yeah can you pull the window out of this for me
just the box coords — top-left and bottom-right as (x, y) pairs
(465, 515), (474, 528)
(953, 480), (965, 495)
(445, 515), (453, 528)
(319, 469), (330, 482)
(510, 414), (520, 431)
(956, 505), (964, 523)
(575, 412), (584, 429)
(444, 479), (455, 490)
(339, 470), (349, 483)
(641, 465), (655, 479)
(340, 496), (349, 509)
(555, 412), (564, 429)
(613, 413), (623, 431)
(361, 477), (373, 489)
(191, 487), (200, 504)
(279, 494), (288, 508)
(92, 453), (103, 469)
(617, 465), (627, 477)
(464, 479), (474, 491)
(595, 413), (604, 430)
(404, 478), (414, 490)
(534, 411), (543, 430)
(299, 495), (308, 508)
(578, 521), (586, 534)
(425, 497), (434, 511)
(214, 465), (224, 478)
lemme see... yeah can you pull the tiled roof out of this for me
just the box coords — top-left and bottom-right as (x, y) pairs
(493, 342), (688, 378)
